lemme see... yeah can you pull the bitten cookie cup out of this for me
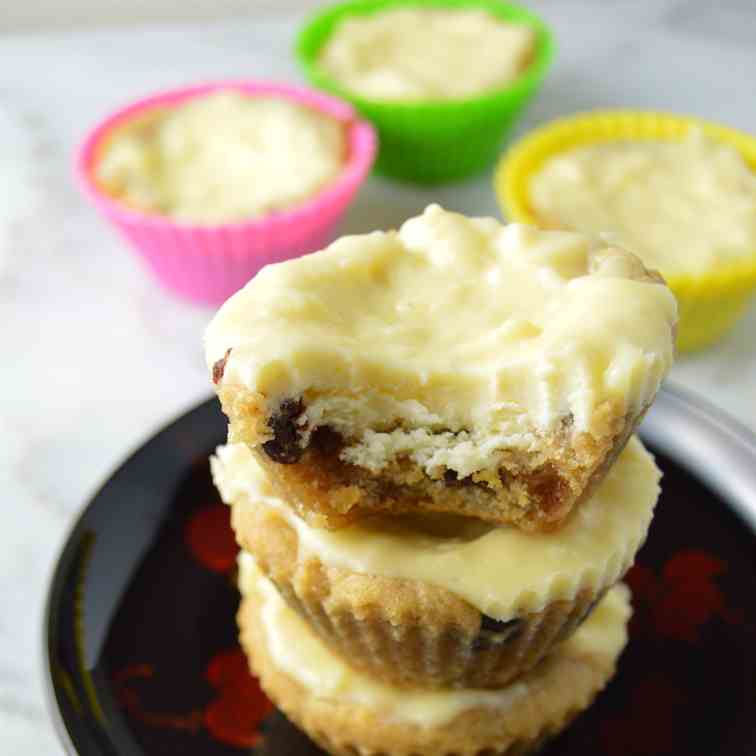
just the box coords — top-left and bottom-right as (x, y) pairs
(214, 436), (658, 689)
(237, 555), (631, 756)
(206, 205), (676, 533)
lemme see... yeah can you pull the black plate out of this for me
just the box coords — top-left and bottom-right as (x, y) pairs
(45, 386), (756, 756)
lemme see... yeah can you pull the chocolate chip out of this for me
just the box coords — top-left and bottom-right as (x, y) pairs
(212, 348), (232, 385)
(311, 426), (343, 457)
(262, 399), (306, 464)
(472, 616), (523, 652)
(479, 615), (522, 634)
(443, 469), (473, 488)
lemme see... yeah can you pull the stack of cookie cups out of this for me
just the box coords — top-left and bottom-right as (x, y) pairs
(211, 426), (662, 755)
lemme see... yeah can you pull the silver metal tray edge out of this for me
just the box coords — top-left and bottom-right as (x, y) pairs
(641, 382), (756, 533)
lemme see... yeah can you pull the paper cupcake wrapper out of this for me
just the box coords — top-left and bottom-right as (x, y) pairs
(297, 0), (555, 184)
(272, 578), (606, 690)
(237, 566), (630, 756)
(494, 109), (756, 351)
(76, 81), (377, 306)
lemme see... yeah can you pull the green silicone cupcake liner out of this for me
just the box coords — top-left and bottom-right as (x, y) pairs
(297, 0), (556, 184)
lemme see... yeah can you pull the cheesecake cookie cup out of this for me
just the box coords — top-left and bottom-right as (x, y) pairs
(77, 81), (376, 305)
(214, 436), (658, 689)
(206, 205), (676, 533)
(495, 110), (756, 351)
(238, 554), (631, 756)
(297, 0), (555, 184)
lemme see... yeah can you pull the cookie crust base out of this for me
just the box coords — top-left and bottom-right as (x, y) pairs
(219, 383), (646, 533)
(237, 578), (628, 756)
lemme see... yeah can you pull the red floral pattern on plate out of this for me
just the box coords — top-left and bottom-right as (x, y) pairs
(184, 505), (239, 573)
(627, 549), (745, 642)
(204, 648), (274, 748)
(113, 664), (204, 734)
(114, 648), (273, 749)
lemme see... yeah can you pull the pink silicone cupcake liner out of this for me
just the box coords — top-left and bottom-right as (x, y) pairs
(76, 81), (377, 306)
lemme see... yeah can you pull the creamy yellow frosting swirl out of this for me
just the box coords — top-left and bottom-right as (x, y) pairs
(530, 130), (756, 277)
(97, 91), (345, 223)
(318, 7), (535, 101)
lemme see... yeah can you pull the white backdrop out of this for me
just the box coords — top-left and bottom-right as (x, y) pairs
(2, 0), (323, 32)
(2, 1), (756, 753)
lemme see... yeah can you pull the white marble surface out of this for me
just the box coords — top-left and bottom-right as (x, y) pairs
(1, 1), (755, 752)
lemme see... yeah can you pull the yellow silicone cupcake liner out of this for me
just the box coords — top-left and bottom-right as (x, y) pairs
(494, 110), (756, 352)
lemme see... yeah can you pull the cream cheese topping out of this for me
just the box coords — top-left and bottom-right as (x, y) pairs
(215, 436), (659, 619)
(205, 205), (677, 477)
(317, 7), (536, 102)
(530, 129), (756, 277)
(96, 90), (345, 223)
(239, 552), (630, 727)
